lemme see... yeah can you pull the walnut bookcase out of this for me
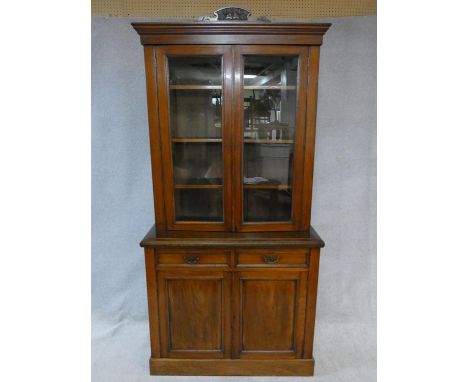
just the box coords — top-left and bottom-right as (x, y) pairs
(133, 20), (330, 376)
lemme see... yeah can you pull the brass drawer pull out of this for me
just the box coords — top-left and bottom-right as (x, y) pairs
(183, 256), (200, 264)
(263, 255), (280, 264)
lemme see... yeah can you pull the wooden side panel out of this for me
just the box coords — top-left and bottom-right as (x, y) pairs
(144, 247), (160, 357)
(233, 270), (307, 359)
(143, 47), (167, 231)
(301, 47), (321, 229)
(157, 270), (231, 358)
(303, 248), (321, 358)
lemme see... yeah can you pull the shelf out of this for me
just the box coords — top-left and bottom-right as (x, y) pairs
(244, 184), (291, 190)
(173, 138), (222, 143)
(244, 139), (294, 144)
(244, 85), (296, 90)
(170, 85), (222, 90)
(175, 184), (223, 189)
(169, 85), (295, 90)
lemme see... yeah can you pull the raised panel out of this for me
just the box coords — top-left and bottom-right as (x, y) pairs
(158, 271), (230, 358)
(242, 280), (296, 351)
(233, 271), (307, 359)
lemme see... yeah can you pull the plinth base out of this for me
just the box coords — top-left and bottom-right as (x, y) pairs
(149, 357), (315, 376)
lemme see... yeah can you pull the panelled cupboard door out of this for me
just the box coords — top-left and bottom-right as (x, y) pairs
(233, 46), (310, 232)
(232, 270), (308, 359)
(157, 270), (231, 358)
(155, 45), (234, 231)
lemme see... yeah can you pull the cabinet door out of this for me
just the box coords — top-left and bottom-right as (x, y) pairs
(233, 46), (309, 231)
(232, 270), (308, 359)
(156, 46), (233, 231)
(157, 270), (231, 358)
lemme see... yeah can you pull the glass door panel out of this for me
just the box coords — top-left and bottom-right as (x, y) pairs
(242, 55), (299, 223)
(157, 46), (232, 230)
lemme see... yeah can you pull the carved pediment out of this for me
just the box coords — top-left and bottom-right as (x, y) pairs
(214, 7), (251, 21)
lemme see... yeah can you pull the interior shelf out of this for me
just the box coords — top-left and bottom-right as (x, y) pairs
(244, 184), (291, 190)
(169, 85), (296, 90)
(170, 85), (222, 90)
(173, 138), (222, 143)
(175, 184), (223, 189)
(244, 139), (294, 144)
(244, 85), (296, 90)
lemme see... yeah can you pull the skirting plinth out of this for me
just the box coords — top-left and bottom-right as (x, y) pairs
(149, 358), (315, 376)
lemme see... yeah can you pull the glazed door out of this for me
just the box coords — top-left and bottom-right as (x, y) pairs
(156, 46), (233, 231)
(232, 270), (308, 358)
(233, 46), (309, 231)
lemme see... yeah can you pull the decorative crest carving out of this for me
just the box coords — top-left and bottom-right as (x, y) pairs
(214, 7), (251, 21)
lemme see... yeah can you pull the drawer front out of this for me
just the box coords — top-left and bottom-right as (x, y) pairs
(236, 249), (308, 268)
(157, 251), (229, 268)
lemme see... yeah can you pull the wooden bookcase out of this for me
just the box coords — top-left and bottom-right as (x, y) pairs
(133, 20), (330, 376)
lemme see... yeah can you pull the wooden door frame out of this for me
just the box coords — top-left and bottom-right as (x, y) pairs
(232, 45), (310, 232)
(155, 45), (234, 231)
(231, 269), (308, 359)
(157, 270), (232, 358)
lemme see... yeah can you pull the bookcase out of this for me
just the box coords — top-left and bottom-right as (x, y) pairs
(133, 18), (330, 376)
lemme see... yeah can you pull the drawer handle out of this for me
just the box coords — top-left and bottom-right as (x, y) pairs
(263, 255), (280, 264)
(183, 256), (200, 265)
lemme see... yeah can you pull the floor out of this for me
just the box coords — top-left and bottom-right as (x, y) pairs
(92, 317), (376, 381)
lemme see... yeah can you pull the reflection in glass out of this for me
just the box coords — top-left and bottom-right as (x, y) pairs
(170, 90), (222, 138)
(169, 56), (222, 86)
(175, 189), (223, 222)
(244, 189), (292, 222)
(243, 55), (298, 222)
(168, 56), (224, 222)
(173, 143), (222, 185)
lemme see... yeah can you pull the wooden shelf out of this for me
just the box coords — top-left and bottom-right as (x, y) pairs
(244, 139), (294, 144)
(170, 85), (222, 90)
(173, 138), (222, 143)
(175, 184), (223, 189)
(244, 184), (291, 190)
(244, 85), (296, 90)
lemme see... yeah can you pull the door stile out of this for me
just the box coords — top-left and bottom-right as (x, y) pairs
(232, 46), (244, 232)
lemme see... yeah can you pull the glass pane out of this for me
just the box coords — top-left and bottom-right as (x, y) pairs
(168, 56), (224, 223)
(243, 55), (298, 223)
(244, 189), (292, 222)
(175, 189), (223, 222)
(169, 56), (222, 86)
(170, 90), (222, 139)
(173, 143), (222, 186)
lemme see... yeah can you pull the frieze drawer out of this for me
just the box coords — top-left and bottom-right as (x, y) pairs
(157, 251), (229, 268)
(236, 249), (308, 268)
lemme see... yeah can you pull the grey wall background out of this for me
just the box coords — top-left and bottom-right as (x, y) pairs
(92, 15), (376, 382)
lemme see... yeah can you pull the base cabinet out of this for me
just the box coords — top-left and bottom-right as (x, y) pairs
(143, 245), (321, 376)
